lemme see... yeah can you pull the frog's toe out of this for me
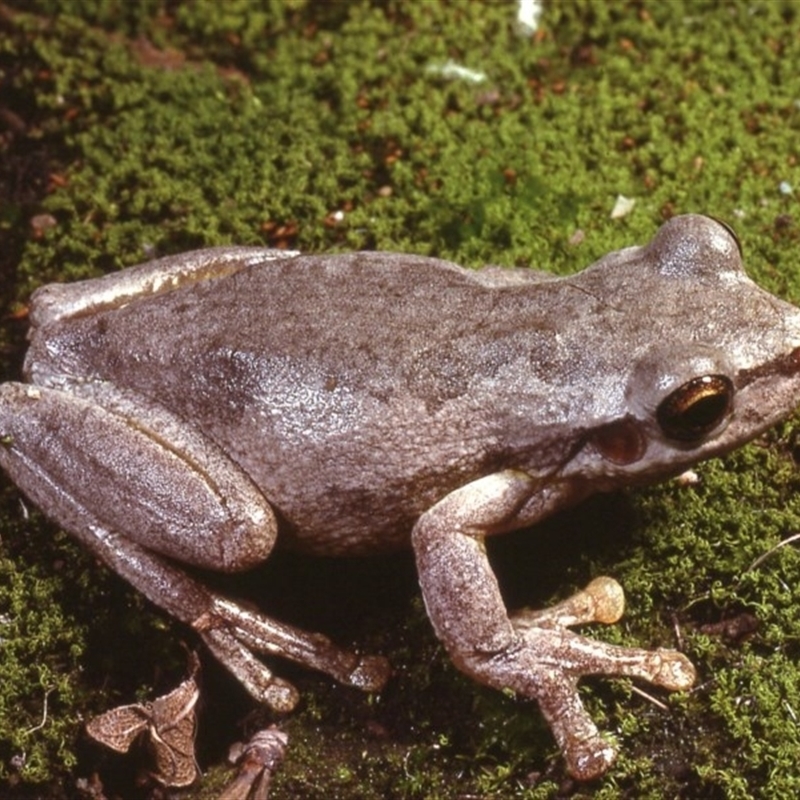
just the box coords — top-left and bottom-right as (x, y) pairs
(533, 670), (618, 781)
(651, 651), (696, 691)
(565, 736), (617, 782)
(582, 576), (625, 625)
(546, 645), (692, 778)
(346, 654), (392, 692)
(472, 627), (695, 779)
(511, 576), (625, 630)
(200, 624), (301, 711)
(605, 646), (697, 690)
(199, 593), (390, 697)
(264, 679), (301, 713)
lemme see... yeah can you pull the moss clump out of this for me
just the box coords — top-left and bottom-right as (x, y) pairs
(0, 538), (87, 784)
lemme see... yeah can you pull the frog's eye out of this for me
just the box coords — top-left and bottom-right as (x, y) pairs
(707, 216), (743, 258)
(656, 375), (734, 442)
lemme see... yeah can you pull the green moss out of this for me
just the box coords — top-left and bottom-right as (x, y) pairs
(4, 0), (800, 797)
(0, 531), (87, 783)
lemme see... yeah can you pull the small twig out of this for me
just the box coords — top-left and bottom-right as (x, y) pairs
(630, 685), (668, 711)
(23, 687), (54, 735)
(743, 531), (800, 574)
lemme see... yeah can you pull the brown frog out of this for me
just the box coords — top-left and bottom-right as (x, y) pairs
(3, 215), (800, 779)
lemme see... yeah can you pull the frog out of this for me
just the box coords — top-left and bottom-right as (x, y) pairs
(2, 214), (800, 781)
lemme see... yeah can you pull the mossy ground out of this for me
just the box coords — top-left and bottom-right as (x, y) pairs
(2, 1), (800, 798)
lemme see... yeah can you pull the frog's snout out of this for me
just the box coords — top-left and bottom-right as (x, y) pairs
(773, 344), (800, 382)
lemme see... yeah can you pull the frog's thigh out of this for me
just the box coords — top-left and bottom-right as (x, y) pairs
(0, 382), (390, 706)
(0, 382), (276, 570)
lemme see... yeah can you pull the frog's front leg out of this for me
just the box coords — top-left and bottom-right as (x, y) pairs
(0, 382), (389, 709)
(412, 471), (696, 781)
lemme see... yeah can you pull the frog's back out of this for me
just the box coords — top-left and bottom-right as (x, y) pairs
(65, 251), (570, 418)
(27, 252), (578, 554)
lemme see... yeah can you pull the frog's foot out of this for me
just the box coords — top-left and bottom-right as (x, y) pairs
(489, 577), (695, 780)
(192, 594), (392, 712)
(72, 512), (391, 714)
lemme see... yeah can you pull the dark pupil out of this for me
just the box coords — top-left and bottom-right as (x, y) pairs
(682, 393), (729, 433)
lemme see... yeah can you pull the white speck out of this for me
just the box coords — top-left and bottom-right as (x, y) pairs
(610, 195), (636, 219)
(516, 0), (543, 35)
(675, 469), (700, 487)
(779, 181), (794, 195)
(568, 228), (585, 246)
(426, 60), (486, 84)
(332, 210), (345, 222)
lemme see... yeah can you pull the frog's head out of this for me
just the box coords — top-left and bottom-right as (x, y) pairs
(567, 214), (800, 486)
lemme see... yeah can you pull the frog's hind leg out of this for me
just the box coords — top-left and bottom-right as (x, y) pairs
(86, 525), (390, 712)
(0, 381), (390, 711)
